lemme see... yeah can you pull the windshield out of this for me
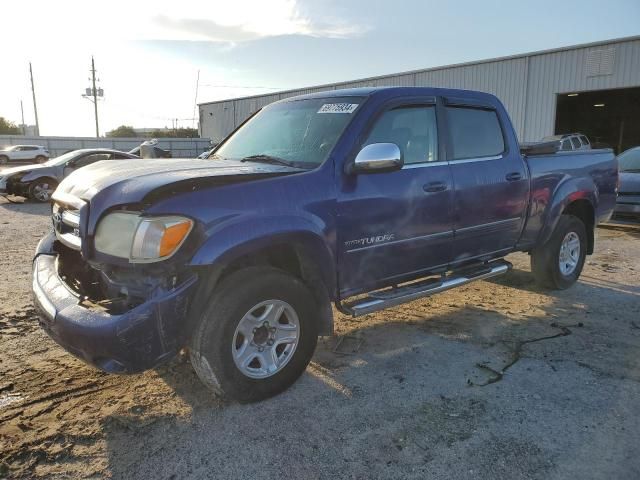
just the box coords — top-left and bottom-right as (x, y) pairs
(214, 97), (364, 168)
(618, 147), (640, 172)
(42, 151), (80, 166)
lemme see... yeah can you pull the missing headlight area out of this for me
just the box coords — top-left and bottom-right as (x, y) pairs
(53, 241), (181, 315)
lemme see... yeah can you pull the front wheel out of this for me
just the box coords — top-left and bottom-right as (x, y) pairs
(35, 155), (47, 164)
(29, 179), (58, 203)
(189, 266), (319, 403)
(531, 214), (587, 290)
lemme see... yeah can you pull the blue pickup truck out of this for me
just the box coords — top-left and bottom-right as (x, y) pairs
(32, 87), (617, 402)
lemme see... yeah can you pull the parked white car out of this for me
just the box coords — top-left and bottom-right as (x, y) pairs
(542, 133), (591, 151)
(0, 145), (50, 164)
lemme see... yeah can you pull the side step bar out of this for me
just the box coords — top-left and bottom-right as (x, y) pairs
(338, 260), (512, 317)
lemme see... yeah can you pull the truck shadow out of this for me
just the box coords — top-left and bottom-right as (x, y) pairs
(99, 266), (640, 478)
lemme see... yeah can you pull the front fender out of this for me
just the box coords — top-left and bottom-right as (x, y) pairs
(537, 176), (597, 247)
(21, 168), (59, 184)
(188, 213), (337, 297)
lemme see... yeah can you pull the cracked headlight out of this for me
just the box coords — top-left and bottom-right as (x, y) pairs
(95, 212), (193, 262)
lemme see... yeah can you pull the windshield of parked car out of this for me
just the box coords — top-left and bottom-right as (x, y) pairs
(213, 97), (364, 168)
(42, 151), (81, 166)
(618, 148), (640, 172)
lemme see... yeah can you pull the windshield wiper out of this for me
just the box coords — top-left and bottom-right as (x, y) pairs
(240, 154), (294, 167)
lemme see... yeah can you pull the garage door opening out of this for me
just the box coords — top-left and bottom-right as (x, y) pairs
(555, 87), (640, 154)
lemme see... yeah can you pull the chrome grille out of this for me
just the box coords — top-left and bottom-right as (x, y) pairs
(52, 200), (83, 250)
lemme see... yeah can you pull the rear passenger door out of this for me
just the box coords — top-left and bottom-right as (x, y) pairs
(444, 99), (529, 265)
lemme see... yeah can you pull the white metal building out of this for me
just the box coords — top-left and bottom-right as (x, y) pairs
(199, 35), (640, 153)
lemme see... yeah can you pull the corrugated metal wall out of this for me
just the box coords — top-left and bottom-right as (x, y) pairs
(199, 36), (640, 143)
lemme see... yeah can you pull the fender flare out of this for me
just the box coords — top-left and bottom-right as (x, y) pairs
(188, 213), (337, 298)
(537, 176), (597, 248)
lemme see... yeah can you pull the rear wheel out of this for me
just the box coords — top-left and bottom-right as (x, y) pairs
(189, 266), (319, 403)
(0, 155), (7, 165)
(531, 214), (587, 289)
(29, 179), (58, 203)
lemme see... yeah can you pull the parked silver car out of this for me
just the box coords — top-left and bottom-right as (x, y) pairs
(542, 133), (591, 151)
(0, 148), (138, 202)
(614, 146), (640, 220)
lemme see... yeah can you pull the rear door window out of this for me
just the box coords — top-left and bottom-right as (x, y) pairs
(579, 136), (590, 146)
(445, 107), (505, 160)
(571, 137), (581, 149)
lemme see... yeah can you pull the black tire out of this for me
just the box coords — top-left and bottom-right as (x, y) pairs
(189, 266), (319, 403)
(0, 155), (7, 165)
(35, 155), (47, 164)
(29, 178), (58, 203)
(531, 214), (587, 290)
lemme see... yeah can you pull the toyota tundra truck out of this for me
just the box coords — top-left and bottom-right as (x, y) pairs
(32, 87), (618, 402)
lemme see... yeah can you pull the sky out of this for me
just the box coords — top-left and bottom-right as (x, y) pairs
(1, 0), (639, 137)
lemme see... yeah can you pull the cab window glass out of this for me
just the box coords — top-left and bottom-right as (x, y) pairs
(446, 107), (505, 160)
(363, 106), (438, 164)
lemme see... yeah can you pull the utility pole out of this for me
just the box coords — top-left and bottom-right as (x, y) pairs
(29, 62), (40, 136)
(192, 70), (200, 130)
(91, 56), (99, 137)
(20, 100), (26, 135)
(82, 57), (103, 137)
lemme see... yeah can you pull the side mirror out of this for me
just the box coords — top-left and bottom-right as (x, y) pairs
(351, 143), (403, 174)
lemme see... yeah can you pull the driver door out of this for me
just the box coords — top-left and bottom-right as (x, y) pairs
(336, 100), (454, 296)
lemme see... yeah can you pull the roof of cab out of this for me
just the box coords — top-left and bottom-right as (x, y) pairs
(275, 86), (499, 104)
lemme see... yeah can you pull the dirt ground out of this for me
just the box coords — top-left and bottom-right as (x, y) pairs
(1, 197), (640, 480)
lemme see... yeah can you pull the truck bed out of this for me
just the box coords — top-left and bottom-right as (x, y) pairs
(518, 148), (618, 249)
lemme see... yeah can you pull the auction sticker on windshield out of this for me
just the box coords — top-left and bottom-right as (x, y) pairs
(317, 103), (359, 114)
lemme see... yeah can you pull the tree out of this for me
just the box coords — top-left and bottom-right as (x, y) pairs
(0, 117), (21, 135)
(151, 127), (199, 138)
(106, 125), (137, 137)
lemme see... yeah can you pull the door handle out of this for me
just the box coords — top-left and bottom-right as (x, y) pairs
(505, 172), (522, 182)
(423, 182), (448, 193)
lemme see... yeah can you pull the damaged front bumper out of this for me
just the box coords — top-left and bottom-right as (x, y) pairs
(32, 233), (198, 373)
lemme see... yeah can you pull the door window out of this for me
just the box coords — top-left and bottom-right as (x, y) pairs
(571, 137), (581, 149)
(363, 106), (438, 164)
(73, 153), (110, 168)
(561, 139), (572, 150)
(445, 107), (505, 160)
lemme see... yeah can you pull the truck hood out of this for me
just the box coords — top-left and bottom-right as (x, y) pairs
(56, 158), (304, 205)
(619, 171), (640, 194)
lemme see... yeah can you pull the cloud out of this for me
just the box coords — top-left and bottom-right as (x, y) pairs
(150, 0), (368, 44)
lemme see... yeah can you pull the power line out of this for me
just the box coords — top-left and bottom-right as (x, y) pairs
(192, 70), (200, 130)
